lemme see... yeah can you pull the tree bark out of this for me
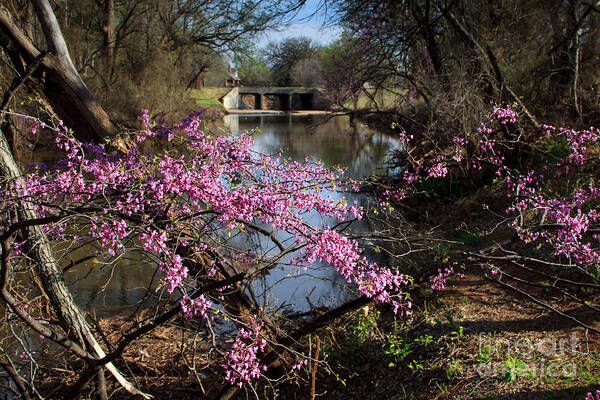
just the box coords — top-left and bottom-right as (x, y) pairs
(0, 5), (118, 143)
(0, 126), (150, 398)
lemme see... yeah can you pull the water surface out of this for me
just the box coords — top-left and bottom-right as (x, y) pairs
(218, 114), (402, 312)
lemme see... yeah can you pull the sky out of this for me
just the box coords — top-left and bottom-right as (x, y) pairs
(256, 0), (342, 47)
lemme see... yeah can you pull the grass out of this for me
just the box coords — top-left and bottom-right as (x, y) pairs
(188, 87), (230, 110)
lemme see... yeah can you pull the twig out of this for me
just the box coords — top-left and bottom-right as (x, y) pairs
(0, 51), (46, 114)
(310, 336), (320, 400)
(95, 368), (108, 400)
(0, 361), (32, 400)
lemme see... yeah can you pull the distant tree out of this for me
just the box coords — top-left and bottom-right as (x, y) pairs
(291, 56), (322, 86)
(0, 0), (119, 141)
(327, 0), (600, 125)
(0, 0), (310, 124)
(234, 48), (273, 85)
(265, 36), (319, 86)
(319, 37), (372, 107)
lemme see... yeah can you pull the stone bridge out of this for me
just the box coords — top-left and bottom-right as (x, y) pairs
(220, 87), (328, 111)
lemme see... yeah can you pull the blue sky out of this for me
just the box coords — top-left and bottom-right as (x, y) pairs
(256, 0), (341, 47)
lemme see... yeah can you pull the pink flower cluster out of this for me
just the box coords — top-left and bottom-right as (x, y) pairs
(428, 162), (448, 178)
(492, 105), (517, 124)
(3, 110), (416, 387)
(222, 320), (268, 387)
(394, 104), (600, 268)
(430, 267), (455, 291)
(585, 391), (600, 400)
(303, 229), (412, 315)
(291, 358), (309, 370)
(180, 294), (212, 319)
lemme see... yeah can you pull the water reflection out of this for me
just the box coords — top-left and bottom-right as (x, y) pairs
(220, 114), (402, 311)
(223, 114), (401, 178)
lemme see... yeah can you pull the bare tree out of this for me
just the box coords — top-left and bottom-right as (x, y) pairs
(0, 1), (119, 142)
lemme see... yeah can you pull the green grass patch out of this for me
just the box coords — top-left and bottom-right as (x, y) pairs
(543, 137), (571, 159)
(189, 87), (230, 110)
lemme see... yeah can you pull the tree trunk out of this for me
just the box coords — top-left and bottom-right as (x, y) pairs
(24, 2), (35, 41)
(0, 126), (151, 398)
(0, 5), (118, 143)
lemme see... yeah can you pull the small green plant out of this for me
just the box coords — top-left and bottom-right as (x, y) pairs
(445, 314), (464, 338)
(353, 309), (379, 341)
(475, 344), (493, 364)
(540, 280), (555, 294)
(385, 332), (413, 367)
(408, 359), (425, 371)
(414, 334), (434, 347)
(445, 358), (463, 380)
(451, 325), (464, 338)
(503, 354), (531, 382)
(435, 381), (450, 395)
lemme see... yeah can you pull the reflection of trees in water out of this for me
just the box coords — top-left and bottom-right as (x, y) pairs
(63, 248), (157, 315)
(234, 114), (401, 179)
(252, 262), (351, 313)
(220, 114), (403, 312)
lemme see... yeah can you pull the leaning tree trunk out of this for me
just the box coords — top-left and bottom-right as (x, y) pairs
(0, 4), (118, 143)
(0, 126), (151, 398)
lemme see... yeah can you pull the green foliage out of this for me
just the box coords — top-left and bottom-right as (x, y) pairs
(503, 354), (531, 382)
(544, 137), (571, 159)
(337, 309), (381, 366)
(234, 49), (273, 85)
(457, 232), (482, 246)
(408, 360), (425, 371)
(446, 314), (465, 338)
(414, 334), (434, 347)
(445, 359), (463, 380)
(451, 325), (464, 338)
(475, 345), (493, 364)
(353, 309), (379, 342)
(385, 332), (413, 367)
(189, 88), (229, 110)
